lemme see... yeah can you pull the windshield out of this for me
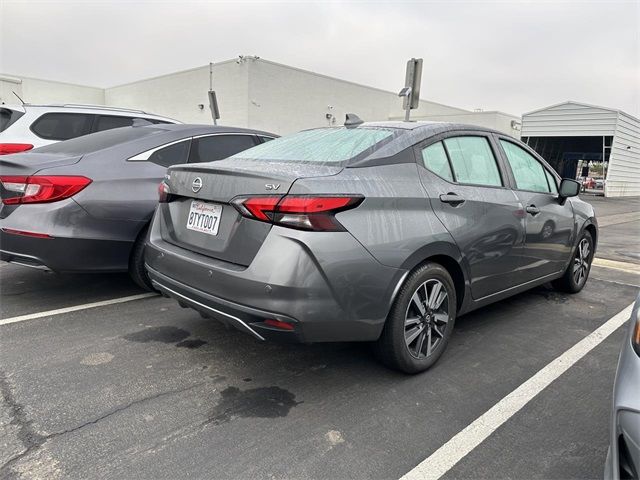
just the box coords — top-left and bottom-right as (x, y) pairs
(230, 127), (394, 163)
(33, 126), (165, 155)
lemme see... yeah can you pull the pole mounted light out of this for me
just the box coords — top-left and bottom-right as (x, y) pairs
(398, 58), (423, 122)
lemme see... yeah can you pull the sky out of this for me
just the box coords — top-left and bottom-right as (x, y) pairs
(1, 0), (638, 116)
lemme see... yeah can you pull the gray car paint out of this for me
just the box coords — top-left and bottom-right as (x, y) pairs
(145, 121), (597, 344)
(605, 294), (640, 480)
(0, 124), (276, 272)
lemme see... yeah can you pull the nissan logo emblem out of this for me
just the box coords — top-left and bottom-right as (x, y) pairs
(192, 177), (203, 193)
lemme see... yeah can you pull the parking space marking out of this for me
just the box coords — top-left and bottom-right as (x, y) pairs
(597, 211), (640, 227)
(400, 301), (635, 480)
(0, 293), (157, 326)
(593, 258), (640, 274)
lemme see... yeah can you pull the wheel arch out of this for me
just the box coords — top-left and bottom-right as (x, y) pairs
(394, 242), (469, 314)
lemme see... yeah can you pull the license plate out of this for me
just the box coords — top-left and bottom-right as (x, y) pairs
(186, 201), (222, 236)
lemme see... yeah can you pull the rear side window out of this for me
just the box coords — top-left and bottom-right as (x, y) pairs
(421, 142), (453, 181)
(0, 108), (25, 132)
(94, 115), (134, 132)
(31, 113), (93, 140)
(500, 140), (552, 193)
(148, 140), (190, 168)
(188, 134), (257, 163)
(258, 136), (275, 143)
(443, 136), (502, 187)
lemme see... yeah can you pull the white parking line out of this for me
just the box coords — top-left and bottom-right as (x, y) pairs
(0, 293), (157, 326)
(400, 301), (635, 480)
(593, 257), (640, 275)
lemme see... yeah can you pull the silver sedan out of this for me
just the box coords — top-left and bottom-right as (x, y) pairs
(605, 294), (640, 479)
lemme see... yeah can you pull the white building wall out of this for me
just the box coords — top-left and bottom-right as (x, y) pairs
(607, 111), (640, 197)
(104, 61), (249, 126)
(521, 101), (640, 198)
(246, 59), (469, 135)
(0, 74), (104, 105)
(521, 102), (618, 137)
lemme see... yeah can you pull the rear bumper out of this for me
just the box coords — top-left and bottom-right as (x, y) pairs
(0, 200), (143, 272)
(0, 229), (132, 272)
(147, 265), (302, 342)
(145, 216), (406, 343)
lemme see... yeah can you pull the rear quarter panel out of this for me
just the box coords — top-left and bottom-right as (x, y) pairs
(288, 163), (462, 271)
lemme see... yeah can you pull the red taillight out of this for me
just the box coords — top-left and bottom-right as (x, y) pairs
(231, 194), (363, 231)
(0, 175), (92, 205)
(1, 228), (52, 239)
(158, 181), (170, 203)
(264, 319), (295, 331)
(0, 143), (34, 155)
(240, 196), (281, 221)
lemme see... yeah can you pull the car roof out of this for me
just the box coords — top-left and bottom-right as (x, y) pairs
(9, 103), (180, 122)
(147, 123), (277, 137)
(356, 120), (503, 136)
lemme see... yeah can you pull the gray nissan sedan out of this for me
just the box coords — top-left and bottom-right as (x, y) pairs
(0, 124), (276, 289)
(145, 120), (597, 373)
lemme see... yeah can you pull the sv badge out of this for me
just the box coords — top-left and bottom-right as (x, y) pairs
(265, 184), (281, 190)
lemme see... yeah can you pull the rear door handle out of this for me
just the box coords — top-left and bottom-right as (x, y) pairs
(525, 205), (540, 215)
(439, 193), (465, 206)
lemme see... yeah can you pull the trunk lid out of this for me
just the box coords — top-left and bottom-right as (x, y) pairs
(0, 152), (83, 176)
(160, 158), (342, 266)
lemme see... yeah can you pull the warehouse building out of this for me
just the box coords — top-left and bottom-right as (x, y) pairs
(1, 57), (520, 136)
(522, 101), (640, 197)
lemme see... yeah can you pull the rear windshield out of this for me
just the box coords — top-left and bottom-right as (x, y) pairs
(33, 126), (165, 155)
(230, 127), (394, 163)
(0, 108), (25, 132)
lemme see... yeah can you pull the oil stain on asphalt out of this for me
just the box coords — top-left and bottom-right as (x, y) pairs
(175, 339), (208, 349)
(123, 326), (207, 349)
(207, 386), (301, 426)
(123, 326), (190, 343)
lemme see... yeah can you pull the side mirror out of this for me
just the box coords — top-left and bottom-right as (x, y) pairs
(559, 178), (580, 198)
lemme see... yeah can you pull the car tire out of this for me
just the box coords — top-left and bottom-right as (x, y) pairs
(374, 262), (456, 374)
(129, 227), (155, 292)
(552, 230), (594, 294)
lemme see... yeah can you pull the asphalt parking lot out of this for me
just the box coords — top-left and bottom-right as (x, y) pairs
(1, 195), (638, 480)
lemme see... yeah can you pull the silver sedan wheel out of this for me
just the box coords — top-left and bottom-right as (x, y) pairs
(404, 279), (449, 359)
(573, 238), (591, 286)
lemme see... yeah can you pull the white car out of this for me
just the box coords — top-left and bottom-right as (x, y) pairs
(0, 104), (180, 154)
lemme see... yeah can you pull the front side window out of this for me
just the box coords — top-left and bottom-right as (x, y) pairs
(148, 140), (190, 168)
(189, 135), (257, 163)
(31, 113), (94, 140)
(443, 136), (502, 187)
(545, 169), (558, 194)
(500, 140), (551, 193)
(230, 127), (394, 164)
(421, 142), (453, 181)
(94, 115), (135, 132)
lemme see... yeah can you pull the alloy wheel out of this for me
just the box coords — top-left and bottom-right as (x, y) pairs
(573, 238), (591, 286)
(404, 279), (449, 359)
